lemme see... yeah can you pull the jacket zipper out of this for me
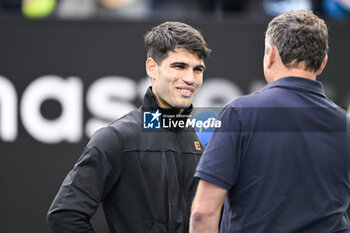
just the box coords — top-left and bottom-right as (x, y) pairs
(161, 151), (172, 233)
(175, 131), (189, 232)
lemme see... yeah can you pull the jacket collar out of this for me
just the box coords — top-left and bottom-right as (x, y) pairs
(141, 87), (193, 131)
(263, 76), (326, 97)
(141, 87), (193, 115)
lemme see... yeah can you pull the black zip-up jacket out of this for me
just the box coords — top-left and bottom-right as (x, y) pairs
(47, 87), (203, 233)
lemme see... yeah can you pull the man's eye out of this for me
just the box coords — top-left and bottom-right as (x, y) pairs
(174, 65), (185, 69)
(194, 67), (204, 73)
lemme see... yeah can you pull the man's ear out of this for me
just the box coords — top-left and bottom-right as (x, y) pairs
(316, 54), (328, 76)
(146, 58), (158, 80)
(266, 44), (277, 69)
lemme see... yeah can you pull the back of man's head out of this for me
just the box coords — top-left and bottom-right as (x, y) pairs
(144, 21), (211, 65)
(265, 10), (329, 72)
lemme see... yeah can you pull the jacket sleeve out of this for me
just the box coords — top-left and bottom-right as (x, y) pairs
(47, 126), (123, 233)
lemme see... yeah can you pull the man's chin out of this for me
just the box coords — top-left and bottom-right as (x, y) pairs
(173, 103), (192, 109)
(169, 97), (193, 109)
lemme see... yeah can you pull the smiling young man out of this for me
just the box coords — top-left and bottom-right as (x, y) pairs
(47, 21), (211, 233)
(147, 47), (205, 110)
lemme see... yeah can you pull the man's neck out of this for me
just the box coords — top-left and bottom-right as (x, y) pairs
(272, 68), (317, 83)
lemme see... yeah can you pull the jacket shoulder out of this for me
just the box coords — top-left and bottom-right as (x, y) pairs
(86, 109), (141, 152)
(108, 108), (142, 138)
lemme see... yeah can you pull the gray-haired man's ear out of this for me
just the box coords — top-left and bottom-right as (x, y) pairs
(266, 44), (277, 70)
(316, 54), (328, 76)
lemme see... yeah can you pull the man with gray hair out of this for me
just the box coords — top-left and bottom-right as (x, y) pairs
(190, 10), (350, 233)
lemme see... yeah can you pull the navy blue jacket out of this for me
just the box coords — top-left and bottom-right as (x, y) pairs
(196, 77), (350, 233)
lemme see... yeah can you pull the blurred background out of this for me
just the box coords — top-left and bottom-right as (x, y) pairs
(1, 0), (350, 20)
(0, 0), (349, 232)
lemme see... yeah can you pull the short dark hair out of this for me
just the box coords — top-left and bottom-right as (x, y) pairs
(144, 21), (211, 64)
(265, 10), (329, 72)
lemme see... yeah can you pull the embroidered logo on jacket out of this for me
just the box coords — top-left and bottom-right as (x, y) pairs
(194, 141), (201, 151)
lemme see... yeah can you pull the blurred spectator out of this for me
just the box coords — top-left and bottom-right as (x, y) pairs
(56, 0), (96, 18)
(262, 0), (350, 20)
(55, 0), (149, 18)
(323, 0), (350, 19)
(98, 0), (149, 18)
(263, 0), (312, 16)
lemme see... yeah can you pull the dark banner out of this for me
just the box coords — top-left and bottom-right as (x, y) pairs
(0, 17), (349, 232)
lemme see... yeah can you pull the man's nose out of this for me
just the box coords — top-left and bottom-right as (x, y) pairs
(182, 69), (195, 85)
